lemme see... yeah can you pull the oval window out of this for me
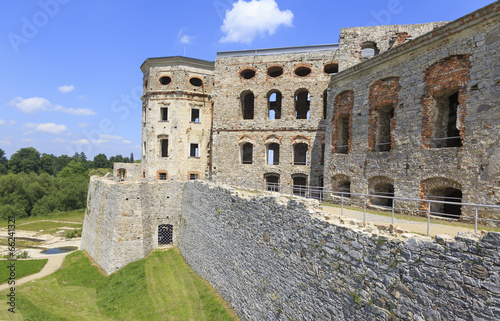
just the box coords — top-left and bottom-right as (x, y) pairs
(267, 66), (284, 78)
(159, 76), (172, 85)
(189, 77), (203, 87)
(295, 66), (312, 77)
(324, 63), (338, 74)
(240, 69), (256, 80)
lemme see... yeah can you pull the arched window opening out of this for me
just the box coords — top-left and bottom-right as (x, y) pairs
(332, 175), (351, 198)
(265, 174), (280, 192)
(158, 224), (173, 245)
(337, 114), (350, 154)
(267, 66), (284, 77)
(428, 187), (462, 219)
(241, 143), (253, 164)
(266, 143), (280, 165)
(375, 104), (394, 152)
(294, 143), (308, 165)
(292, 175), (308, 196)
(431, 91), (462, 148)
(361, 42), (379, 58)
(371, 183), (394, 207)
(240, 69), (256, 79)
(241, 91), (255, 120)
(295, 91), (310, 119)
(268, 91), (282, 119)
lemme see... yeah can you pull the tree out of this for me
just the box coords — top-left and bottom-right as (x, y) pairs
(93, 153), (111, 169)
(130, 152), (134, 163)
(54, 154), (72, 174)
(0, 148), (7, 165)
(8, 147), (41, 174)
(40, 153), (57, 175)
(57, 160), (87, 178)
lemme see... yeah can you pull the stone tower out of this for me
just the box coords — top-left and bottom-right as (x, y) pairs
(140, 56), (215, 180)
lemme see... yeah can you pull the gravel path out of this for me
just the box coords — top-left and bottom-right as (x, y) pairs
(321, 206), (477, 237)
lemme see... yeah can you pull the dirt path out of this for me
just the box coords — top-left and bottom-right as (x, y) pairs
(321, 206), (478, 237)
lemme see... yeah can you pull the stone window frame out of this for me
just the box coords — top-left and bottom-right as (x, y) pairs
(158, 75), (172, 86)
(368, 175), (395, 207)
(267, 65), (284, 78)
(264, 172), (280, 191)
(332, 90), (354, 154)
(190, 108), (200, 123)
(267, 89), (282, 120)
(323, 62), (339, 75)
(158, 135), (169, 158)
(293, 63), (313, 78)
(361, 41), (380, 58)
(188, 76), (204, 87)
(156, 170), (168, 180)
(240, 90), (255, 120)
(293, 142), (309, 166)
(240, 142), (254, 165)
(188, 171), (200, 180)
(160, 106), (168, 122)
(189, 142), (200, 158)
(331, 174), (351, 198)
(239, 66), (257, 80)
(420, 177), (463, 219)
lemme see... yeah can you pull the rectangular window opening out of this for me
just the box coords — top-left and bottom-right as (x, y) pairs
(375, 106), (394, 152)
(191, 109), (200, 123)
(190, 143), (199, 157)
(161, 107), (168, 121)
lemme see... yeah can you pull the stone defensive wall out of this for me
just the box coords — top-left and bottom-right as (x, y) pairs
(82, 177), (500, 320)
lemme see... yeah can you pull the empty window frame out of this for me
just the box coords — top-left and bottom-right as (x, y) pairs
(265, 174), (280, 191)
(190, 143), (199, 158)
(160, 107), (168, 121)
(189, 173), (199, 180)
(143, 142), (147, 158)
(337, 115), (350, 154)
(293, 143), (308, 165)
(371, 183), (394, 207)
(242, 91), (255, 120)
(191, 108), (200, 123)
(241, 143), (253, 164)
(292, 175), (308, 196)
(320, 143), (325, 165)
(361, 42), (379, 58)
(295, 91), (310, 119)
(375, 105), (394, 152)
(427, 187), (462, 219)
(268, 91), (282, 119)
(117, 168), (126, 179)
(266, 143), (280, 165)
(157, 171), (168, 180)
(431, 91), (462, 148)
(160, 139), (168, 157)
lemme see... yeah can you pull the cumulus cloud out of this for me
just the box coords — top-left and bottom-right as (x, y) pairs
(24, 122), (67, 135)
(54, 105), (96, 116)
(220, 0), (293, 44)
(178, 29), (193, 44)
(7, 97), (95, 116)
(58, 85), (75, 93)
(8, 97), (50, 114)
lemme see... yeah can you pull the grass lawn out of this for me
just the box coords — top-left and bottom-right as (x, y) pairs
(0, 259), (48, 284)
(15, 222), (82, 232)
(0, 209), (85, 229)
(0, 249), (239, 321)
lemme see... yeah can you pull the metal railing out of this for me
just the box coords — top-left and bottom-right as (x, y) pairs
(209, 177), (500, 236)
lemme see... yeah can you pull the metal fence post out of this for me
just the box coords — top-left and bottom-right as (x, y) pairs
(341, 194), (344, 217)
(475, 206), (478, 234)
(427, 200), (431, 236)
(391, 197), (395, 225)
(363, 195), (367, 224)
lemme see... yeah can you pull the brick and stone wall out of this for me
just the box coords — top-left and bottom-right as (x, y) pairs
(179, 181), (500, 321)
(325, 3), (500, 222)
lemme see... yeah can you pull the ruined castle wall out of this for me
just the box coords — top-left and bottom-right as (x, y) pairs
(212, 49), (337, 185)
(338, 22), (448, 70)
(180, 181), (500, 321)
(112, 162), (141, 179)
(325, 3), (500, 221)
(81, 176), (185, 274)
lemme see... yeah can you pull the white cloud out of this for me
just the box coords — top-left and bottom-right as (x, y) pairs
(58, 85), (75, 93)
(22, 138), (35, 143)
(7, 96), (94, 116)
(178, 29), (193, 44)
(78, 123), (92, 128)
(8, 97), (50, 114)
(91, 134), (125, 145)
(0, 140), (10, 145)
(54, 105), (96, 116)
(123, 140), (132, 144)
(0, 119), (5, 125)
(24, 122), (67, 135)
(71, 139), (90, 145)
(220, 0), (293, 44)
(52, 138), (69, 143)
(9, 120), (16, 125)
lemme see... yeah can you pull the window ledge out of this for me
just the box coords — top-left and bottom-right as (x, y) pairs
(189, 121), (201, 124)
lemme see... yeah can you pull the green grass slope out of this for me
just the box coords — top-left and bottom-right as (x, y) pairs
(0, 259), (48, 284)
(0, 249), (238, 321)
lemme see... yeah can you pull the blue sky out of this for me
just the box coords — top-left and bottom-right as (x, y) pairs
(0, 0), (494, 159)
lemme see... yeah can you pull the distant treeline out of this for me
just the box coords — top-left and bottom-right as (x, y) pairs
(0, 147), (135, 219)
